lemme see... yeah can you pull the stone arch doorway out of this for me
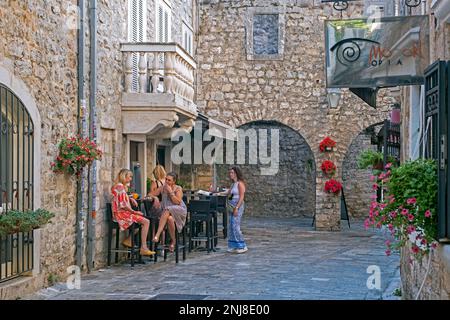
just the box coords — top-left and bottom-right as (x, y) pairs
(341, 122), (384, 219)
(217, 120), (316, 218)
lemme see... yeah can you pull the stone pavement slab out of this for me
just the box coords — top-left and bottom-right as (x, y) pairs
(24, 217), (401, 300)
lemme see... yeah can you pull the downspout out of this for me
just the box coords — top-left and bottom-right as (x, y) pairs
(76, 0), (87, 269)
(87, 0), (98, 272)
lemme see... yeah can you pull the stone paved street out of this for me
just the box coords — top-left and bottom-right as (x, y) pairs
(24, 217), (400, 300)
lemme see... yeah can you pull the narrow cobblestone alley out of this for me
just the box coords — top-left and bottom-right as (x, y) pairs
(24, 217), (400, 300)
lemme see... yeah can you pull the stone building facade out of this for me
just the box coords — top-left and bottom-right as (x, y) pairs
(196, 0), (393, 228)
(0, 0), (199, 299)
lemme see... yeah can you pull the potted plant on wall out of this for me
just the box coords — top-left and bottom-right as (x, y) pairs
(364, 159), (438, 259)
(321, 160), (337, 177)
(0, 208), (55, 236)
(324, 179), (342, 195)
(357, 149), (389, 171)
(319, 136), (336, 152)
(51, 136), (102, 176)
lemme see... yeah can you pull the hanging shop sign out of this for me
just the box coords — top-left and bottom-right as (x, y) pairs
(325, 15), (429, 106)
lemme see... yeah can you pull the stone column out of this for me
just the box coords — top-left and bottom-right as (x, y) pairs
(315, 150), (341, 231)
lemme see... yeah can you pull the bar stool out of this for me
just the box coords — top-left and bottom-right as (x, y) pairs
(188, 200), (214, 253)
(217, 195), (227, 238)
(106, 203), (142, 267)
(143, 200), (187, 263)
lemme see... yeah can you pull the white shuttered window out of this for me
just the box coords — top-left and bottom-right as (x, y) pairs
(128, 0), (147, 91)
(182, 22), (193, 55)
(156, 0), (171, 43)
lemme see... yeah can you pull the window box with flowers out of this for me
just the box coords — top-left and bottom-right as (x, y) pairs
(321, 160), (337, 177)
(51, 136), (103, 176)
(324, 179), (342, 195)
(319, 136), (336, 152)
(364, 159), (438, 260)
(0, 209), (55, 236)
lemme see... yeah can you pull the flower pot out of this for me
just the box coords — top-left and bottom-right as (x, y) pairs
(373, 160), (384, 170)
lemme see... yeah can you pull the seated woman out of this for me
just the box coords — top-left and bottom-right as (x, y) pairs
(152, 172), (187, 252)
(145, 164), (166, 218)
(111, 169), (155, 256)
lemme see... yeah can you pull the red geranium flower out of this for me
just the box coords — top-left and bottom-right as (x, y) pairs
(324, 179), (342, 194)
(320, 160), (336, 176)
(319, 136), (336, 152)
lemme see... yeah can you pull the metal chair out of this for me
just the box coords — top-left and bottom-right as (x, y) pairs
(188, 200), (214, 253)
(106, 203), (142, 267)
(143, 199), (187, 263)
(216, 195), (227, 238)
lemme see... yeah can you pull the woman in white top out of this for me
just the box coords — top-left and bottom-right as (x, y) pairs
(227, 166), (248, 253)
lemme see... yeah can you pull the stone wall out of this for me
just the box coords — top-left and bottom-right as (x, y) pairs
(216, 120), (316, 218)
(0, 0), (79, 293)
(342, 124), (383, 219)
(401, 243), (450, 300)
(197, 0), (392, 230)
(399, 5), (450, 300)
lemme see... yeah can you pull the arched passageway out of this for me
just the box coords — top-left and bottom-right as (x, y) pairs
(217, 120), (316, 218)
(341, 122), (384, 219)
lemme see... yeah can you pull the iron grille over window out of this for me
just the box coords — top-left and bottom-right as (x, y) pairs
(423, 60), (450, 241)
(0, 84), (35, 282)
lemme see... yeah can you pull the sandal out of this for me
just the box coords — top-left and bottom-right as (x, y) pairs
(140, 248), (156, 256)
(152, 236), (159, 243)
(168, 243), (175, 253)
(122, 238), (132, 248)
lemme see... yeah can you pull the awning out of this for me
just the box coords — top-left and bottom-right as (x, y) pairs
(197, 113), (238, 141)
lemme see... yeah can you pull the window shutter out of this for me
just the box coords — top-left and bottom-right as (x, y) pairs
(164, 11), (169, 42)
(129, 0), (147, 91)
(158, 5), (164, 42)
(157, 1), (172, 76)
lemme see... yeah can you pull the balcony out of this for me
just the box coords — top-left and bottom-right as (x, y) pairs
(121, 43), (198, 137)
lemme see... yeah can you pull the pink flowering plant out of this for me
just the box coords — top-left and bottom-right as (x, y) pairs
(365, 159), (438, 260)
(51, 136), (102, 176)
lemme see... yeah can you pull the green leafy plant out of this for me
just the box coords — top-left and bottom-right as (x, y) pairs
(0, 209), (55, 236)
(365, 159), (438, 260)
(357, 150), (396, 170)
(393, 288), (402, 297)
(51, 136), (102, 176)
(47, 273), (60, 286)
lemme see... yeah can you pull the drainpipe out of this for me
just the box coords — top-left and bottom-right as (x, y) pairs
(87, 0), (98, 272)
(76, 0), (87, 269)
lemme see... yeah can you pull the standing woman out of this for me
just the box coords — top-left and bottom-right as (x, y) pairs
(111, 169), (155, 256)
(152, 172), (187, 252)
(227, 166), (248, 253)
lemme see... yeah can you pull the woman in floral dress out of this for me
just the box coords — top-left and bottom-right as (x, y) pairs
(111, 169), (155, 256)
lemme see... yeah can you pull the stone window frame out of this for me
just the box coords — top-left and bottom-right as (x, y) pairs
(245, 7), (285, 61)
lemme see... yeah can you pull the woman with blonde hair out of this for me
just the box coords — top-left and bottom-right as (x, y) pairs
(146, 164), (166, 217)
(111, 169), (155, 256)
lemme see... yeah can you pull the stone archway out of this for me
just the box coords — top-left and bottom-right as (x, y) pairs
(217, 120), (316, 218)
(341, 122), (384, 219)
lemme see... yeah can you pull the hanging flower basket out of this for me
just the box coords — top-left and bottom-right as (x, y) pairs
(320, 160), (337, 176)
(51, 136), (102, 176)
(324, 179), (342, 195)
(319, 136), (336, 152)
